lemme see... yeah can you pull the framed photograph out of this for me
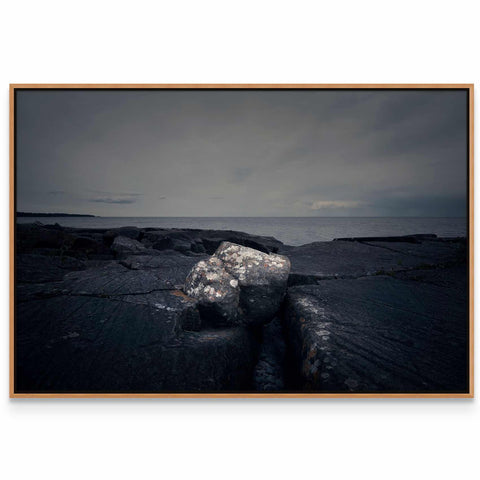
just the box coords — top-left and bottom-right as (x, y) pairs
(10, 84), (473, 398)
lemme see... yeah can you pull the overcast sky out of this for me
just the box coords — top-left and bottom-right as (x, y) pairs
(16, 89), (468, 217)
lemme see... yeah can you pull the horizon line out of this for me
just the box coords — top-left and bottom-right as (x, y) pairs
(16, 214), (467, 219)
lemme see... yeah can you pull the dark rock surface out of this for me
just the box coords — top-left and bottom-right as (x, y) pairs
(120, 252), (206, 277)
(16, 254), (86, 283)
(334, 233), (438, 243)
(283, 236), (468, 393)
(284, 236), (466, 285)
(15, 223), (272, 393)
(15, 223), (468, 394)
(16, 270), (258, 392)
(16, 291), (257, 392)
(141, 228), (283, 255)
(17, 223), (71, 251)
(111, 235), (149, 257)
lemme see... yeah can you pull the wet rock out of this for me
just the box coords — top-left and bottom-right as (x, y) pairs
(184, 257), (241, 326)
(111, 235), (148, 256)
(215, 242), (291, 324)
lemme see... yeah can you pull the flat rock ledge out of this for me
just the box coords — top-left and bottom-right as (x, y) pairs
(185, 242), (291, 327)
(15, 224), (468, 394)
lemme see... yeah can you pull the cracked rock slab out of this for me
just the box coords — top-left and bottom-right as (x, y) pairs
(285, 237), (466, 285)
(284, 266), (468, 393)
(16, 254), (86, 283)
(60, 253), (202, 294)
(15, 288), (257, 393)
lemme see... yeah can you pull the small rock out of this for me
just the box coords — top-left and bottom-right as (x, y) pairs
(103, 227), (141, 244)
(111, 235), (147, 256)
(152, 237), (175, 250)
(71, 236), (101, 252)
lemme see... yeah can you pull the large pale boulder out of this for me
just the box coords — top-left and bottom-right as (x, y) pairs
(215, 242), (290, 324)
(184, 242), (290, 326)
(184, 257), (240, 326)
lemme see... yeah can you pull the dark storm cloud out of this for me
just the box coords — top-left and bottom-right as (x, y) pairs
(15, 89), (468, 217)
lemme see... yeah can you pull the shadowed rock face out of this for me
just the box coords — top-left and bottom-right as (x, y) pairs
(253, 317), (286, 391)
(184, 242), (291, 326)
(215, 242), (291, 324)
(111, 235), (148, 256)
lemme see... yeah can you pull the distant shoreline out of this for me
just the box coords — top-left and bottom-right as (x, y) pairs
(17, 212), (96, 218)
(15, 216), (466, 245)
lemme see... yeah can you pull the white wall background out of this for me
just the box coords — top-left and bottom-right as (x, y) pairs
(1, 1), (478, 478)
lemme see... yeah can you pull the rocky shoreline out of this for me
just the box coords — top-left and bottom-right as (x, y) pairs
(15, 222), (468, 394)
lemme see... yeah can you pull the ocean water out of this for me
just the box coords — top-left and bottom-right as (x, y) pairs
(16, 216), (467, 246)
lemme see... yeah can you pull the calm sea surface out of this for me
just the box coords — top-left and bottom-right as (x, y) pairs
(16, 217), (467, 246)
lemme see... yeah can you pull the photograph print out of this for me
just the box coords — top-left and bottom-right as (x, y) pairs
(11, 85), (473, 397)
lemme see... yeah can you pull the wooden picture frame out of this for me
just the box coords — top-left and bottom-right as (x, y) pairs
(10, 84), (474, 398)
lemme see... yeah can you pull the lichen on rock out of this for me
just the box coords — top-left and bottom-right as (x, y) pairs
(184, 242), (291, 326)
(184, 256), (241, 326)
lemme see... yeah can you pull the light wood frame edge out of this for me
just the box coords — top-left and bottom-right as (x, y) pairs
(9, 84), (475, 399)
